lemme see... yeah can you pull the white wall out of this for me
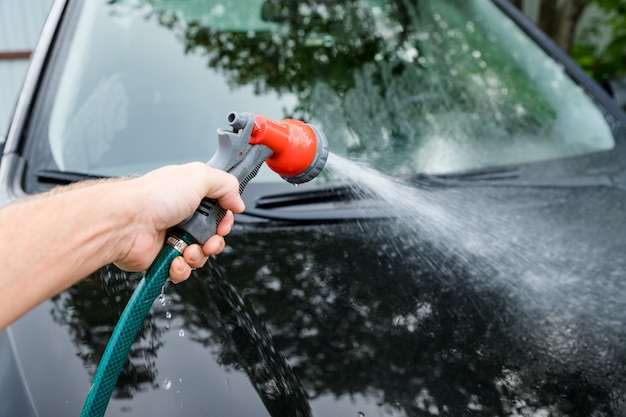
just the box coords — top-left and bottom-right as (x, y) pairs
(0, 0), (54, 137)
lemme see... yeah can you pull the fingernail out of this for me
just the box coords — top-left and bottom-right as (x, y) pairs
(173, 256), (185, 272)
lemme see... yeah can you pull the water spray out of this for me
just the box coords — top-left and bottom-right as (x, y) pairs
(80, 112), (329, 417)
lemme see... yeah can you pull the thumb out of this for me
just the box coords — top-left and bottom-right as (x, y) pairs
(200, 166), (246, 213)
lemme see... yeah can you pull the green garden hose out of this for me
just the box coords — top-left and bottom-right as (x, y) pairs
(80, 234), (193, 417)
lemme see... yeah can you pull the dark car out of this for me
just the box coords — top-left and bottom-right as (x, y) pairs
(3, 0), (626, 416)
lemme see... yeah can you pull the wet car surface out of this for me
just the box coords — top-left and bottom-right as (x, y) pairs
(2, 0), (626, 416)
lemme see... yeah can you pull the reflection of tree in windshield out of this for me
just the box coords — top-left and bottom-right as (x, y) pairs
(51, 223), (620, 416)
(184, 0), (381, 96)
(109, 0), (556, 175)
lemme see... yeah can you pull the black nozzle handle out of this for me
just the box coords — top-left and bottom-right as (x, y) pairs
(176, 114), (273, 245)
(175, 197), (228, 244)
(176, 147), (272, 244)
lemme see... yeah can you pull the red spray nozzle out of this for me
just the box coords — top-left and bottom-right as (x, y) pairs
(179, 112), (329, 245)
(248, 115), (329, 184)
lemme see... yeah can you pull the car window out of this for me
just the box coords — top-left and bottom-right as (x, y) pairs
(37, 0), (615, 180)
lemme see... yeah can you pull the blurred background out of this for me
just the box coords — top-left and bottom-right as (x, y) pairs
(511, 0), (626, 82)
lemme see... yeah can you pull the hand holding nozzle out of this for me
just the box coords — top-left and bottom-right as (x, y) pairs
(79, 112), (328, 417)
(176, 112), (329, 245)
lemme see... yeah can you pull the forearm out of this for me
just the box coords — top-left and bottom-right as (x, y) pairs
(0, 163), (244, 330)
(0, 180), (134, 329)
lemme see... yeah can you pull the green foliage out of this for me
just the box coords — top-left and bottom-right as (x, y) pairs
(572, 0), (626, 81)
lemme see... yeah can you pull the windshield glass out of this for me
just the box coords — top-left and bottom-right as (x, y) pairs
(43, 0), (614, 179)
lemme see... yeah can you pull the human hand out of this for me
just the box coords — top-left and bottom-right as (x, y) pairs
(113, 163), (245, 281)
(167, 210), (236, 283)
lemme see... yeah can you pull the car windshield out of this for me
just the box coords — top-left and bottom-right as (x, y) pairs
(42, 0), (614, 180)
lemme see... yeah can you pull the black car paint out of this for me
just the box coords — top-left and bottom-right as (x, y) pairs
(3, 0), (626, 416)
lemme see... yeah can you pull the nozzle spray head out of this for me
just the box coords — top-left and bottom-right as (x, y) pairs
(177, 112), (329, 245)
(248, 115), (329, 184)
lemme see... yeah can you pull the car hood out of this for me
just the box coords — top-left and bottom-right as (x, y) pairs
(5, 181), (626, 416)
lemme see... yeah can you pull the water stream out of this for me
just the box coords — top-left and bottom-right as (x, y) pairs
(324, 152), (558, 293)
(322, 152), (626, 385)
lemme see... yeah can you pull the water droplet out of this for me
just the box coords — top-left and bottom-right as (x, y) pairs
(165, 311), (171, 319)
(291, 183), (299, 188)
(158, 293), (166, 305)
(179, 329), (185, 337)
(162, 378), (172, 390)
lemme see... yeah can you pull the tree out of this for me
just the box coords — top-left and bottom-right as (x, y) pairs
(537, 0), (588, 54)
(573, 0), (626, 79)
(511, 0), (626, 81)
